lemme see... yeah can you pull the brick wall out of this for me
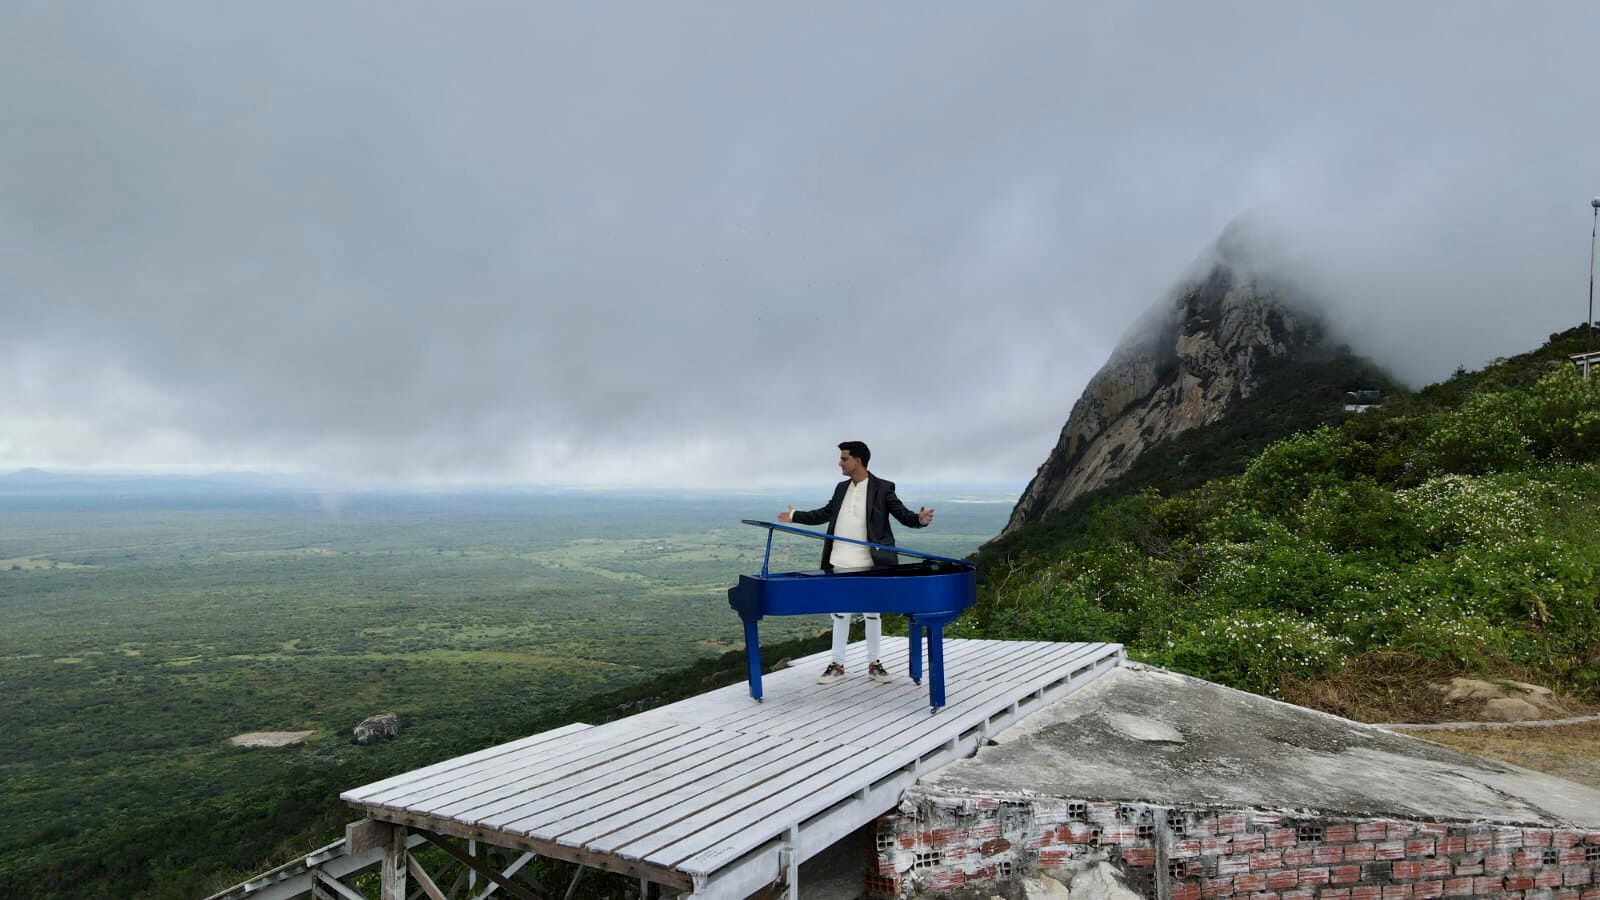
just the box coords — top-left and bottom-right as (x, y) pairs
(875, 794), (1600, 899)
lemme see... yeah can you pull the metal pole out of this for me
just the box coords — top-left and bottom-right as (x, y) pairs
(1588, 199), (1598, 365)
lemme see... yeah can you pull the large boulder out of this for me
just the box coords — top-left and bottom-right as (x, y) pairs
(353, 712), (400, 745)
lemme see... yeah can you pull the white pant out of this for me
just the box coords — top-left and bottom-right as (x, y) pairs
(831, 612), (882, 665)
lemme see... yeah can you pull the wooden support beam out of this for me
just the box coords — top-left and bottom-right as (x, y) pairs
(315, 871), (370, 900)
(382, 825), (409, 900)
(407, 854), (449, 900)
(417, 831), (542, 900)
(347, 818), (393, 854)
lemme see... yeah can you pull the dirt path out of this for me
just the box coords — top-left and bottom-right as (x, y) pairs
(1391, 721), (1600, 789)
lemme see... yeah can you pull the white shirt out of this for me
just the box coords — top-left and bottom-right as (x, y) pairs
(830, 477), (874, 570)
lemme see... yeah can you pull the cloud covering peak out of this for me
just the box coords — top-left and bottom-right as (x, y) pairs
(4, 3), (1599, 486)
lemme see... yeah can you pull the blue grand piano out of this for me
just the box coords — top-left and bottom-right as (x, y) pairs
(727, 520), (977, 711)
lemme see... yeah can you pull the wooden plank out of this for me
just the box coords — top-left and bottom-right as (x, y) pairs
(502, 732), (799, 838)
(371, 717), (691, 810)
(654, 643), (1121, 873)
(577, 744), (861, 855)
(416, 724), (703, 820)
(342, 723), (591, 803)
(467, 727), (771, 828)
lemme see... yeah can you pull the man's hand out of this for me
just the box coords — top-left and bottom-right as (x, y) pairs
(777, 505), (795, 524)
(918, 507), (935, 526)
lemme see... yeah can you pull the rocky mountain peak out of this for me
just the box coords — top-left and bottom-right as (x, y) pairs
(999, 239), (1326, 538)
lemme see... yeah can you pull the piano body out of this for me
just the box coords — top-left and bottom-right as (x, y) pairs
(727, 520), (977, 711)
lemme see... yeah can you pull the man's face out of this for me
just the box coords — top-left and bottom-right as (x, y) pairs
(838, 450), (862, 478)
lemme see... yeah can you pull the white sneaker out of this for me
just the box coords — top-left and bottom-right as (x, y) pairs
(818, 662), (846, 685)
(868, 660), (893, 684)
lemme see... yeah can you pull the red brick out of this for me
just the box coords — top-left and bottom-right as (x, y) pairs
(1453, 860), (1483, 876)
(1486, 854), (1514, 873)
(1321, 891), (1351, 900)
(1232, 873), (1266, 892)
(1344, 844), (1377, 863)
(1465, 833), (1494, 853)
(1218, 856), (1252, 876)
(1586, 834), (1600, 846)
(1584, 888), (1600, 900)
(1282, 848), (1314, 867)
(978, 838), (1011, 857)
(1204, 836), (1235, 853)
(1442, 877), (1474, 897)
(1517, 850), (1546, 868)
(1382, 886), (1412, 899)
(1170, 885), (1202, 900)
(1376, 841), (1407, 860)
(1392, 861), (1423, 880)
(1406, 839), (1436, 857)
(1357, 823), (1389, 842)
(1254, 811), (1283, 827)
(1280, 891), (1314, 900)
(1269, 828), (1299, 848)
(1350, 887), (1382, 900)
(1326, 824), (1357, 843)
(1496, 829), (1526, 849)
(1251, 851), (1283, 871)
(1267, 869), (1299, 890)
(1234, 834), (1267, 853)
(1567, 867), (1595, 887)
(1038, 849), (1071, 868)
(1437, 836), (1466, 856)
(1297, 867), (1330, 887)
(1562, 848), (1588, 865)
(928, 869), (965, 890)
(1505, 873), (1536, 891)
(1314, 846), (1346, 866)
(972, 823), (1003, 840)
(1218, 815), (1248, 833)
(1421, 860), (1453, 880)
(1558, 889), (1582, 900)
(1556, 832), (1583, 849)
(1172, 840), (1203, 858)
(1123, 847), (1155, 867)
(1419, 823), (1449, 836)
(1202, 877), (1234, 897)
(1412, 881), (1444, 899)
(1101, 825), (1136, 844)
(1538, 868), (1566, 888)
(1525, 830), (1556, 847)
(1473, 876), (1503, 894)
(1331, 865), (1361, 884)
(1389, 824), (1416, 840)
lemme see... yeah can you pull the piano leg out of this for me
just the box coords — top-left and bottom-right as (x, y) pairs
(908, 621), (924, 685)
(928, 624), (945, 711)
(743, 618), (763, 702)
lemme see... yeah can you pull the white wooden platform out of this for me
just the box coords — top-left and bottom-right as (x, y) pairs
(341, 639), (1124, 898)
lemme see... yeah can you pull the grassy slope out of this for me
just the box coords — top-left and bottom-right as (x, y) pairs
(960, 324), (1600, 716)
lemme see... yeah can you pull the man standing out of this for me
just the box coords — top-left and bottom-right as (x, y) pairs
(778, 441), (935, 685)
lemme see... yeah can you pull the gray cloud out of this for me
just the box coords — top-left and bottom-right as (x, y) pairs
(4, 3), (1599, 486)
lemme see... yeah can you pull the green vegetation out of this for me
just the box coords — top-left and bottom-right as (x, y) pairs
(0, 489), (1010, 899)
(963, 326), (1600, 702)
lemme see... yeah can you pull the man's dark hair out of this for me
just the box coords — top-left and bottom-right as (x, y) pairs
(838, 441), (870, 467)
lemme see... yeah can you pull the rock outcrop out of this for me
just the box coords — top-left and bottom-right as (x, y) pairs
(353, 712), (399, 745)
(1000, 235), (1325, 538)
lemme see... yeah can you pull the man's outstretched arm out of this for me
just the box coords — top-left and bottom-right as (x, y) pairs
(781, 497), (836, 526)
(886, 488), (934, 528)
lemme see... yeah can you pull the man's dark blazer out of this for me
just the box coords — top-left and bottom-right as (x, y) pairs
(791, 474), (926, 570)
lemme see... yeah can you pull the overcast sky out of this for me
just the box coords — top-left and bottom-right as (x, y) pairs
(4, 3), (1599, 488)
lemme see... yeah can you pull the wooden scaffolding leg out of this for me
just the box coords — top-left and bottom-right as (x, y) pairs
(381, 824), (409, 900)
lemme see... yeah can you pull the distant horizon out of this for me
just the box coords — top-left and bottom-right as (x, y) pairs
(0, 465), (1029, 496)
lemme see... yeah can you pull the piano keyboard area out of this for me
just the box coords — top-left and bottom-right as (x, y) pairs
(340, 638), (1124, 898)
